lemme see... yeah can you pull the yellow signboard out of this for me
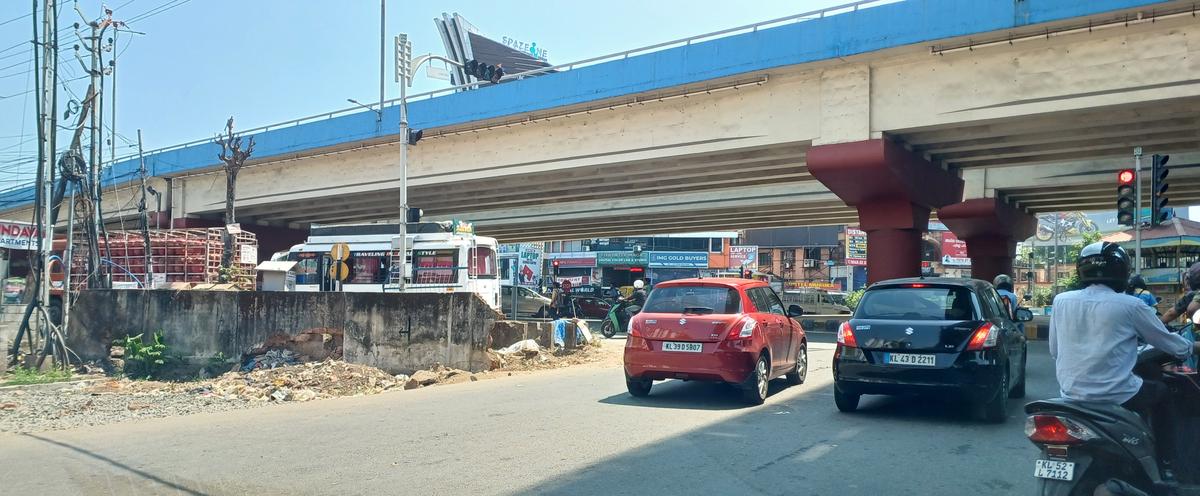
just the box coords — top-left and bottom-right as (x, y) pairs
(329, 261), (350, 281)
(329, 242), (351, 262)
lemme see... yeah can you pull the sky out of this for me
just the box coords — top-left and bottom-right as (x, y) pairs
(0, 0), (855, 192)
(1, 0), (1194, 220)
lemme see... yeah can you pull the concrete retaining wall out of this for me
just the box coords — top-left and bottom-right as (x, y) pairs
(66, 290), (501, 373)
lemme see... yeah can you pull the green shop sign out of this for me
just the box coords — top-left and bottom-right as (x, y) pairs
(596, 251), (648, 266)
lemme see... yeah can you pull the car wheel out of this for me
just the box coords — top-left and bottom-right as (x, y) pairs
(1009, 347), (1027, 399)
(600, 320), (617, 339)
(741, 354), (770, 405)
(834, 384), (859, 412)
(626, 377), (652, 397)
(981, 367), (1009, 423)
(785, 344), (807, 385)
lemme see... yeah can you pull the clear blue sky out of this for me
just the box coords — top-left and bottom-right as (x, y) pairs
(2, 1), (1193, 220)
(0, 0), (853, 190)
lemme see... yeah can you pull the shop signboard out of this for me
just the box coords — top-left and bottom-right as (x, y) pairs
(596, 251), (648, 266)
(941, 231), (971, 266)
(727, 245), (758, 270)
(845, 227), (867, 266)
(544, 251), (597, 267)
(0, 220), (38, 251)
(648, 251), (709, 268)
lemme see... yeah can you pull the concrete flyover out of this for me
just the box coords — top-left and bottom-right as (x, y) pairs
(2, 0), (1200, 277)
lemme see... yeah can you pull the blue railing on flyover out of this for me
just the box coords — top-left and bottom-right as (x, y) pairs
(0, 0), (895, 197)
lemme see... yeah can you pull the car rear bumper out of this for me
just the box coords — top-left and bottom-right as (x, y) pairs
(833, 346), (1004, 402)
(625, 344), (757, 383)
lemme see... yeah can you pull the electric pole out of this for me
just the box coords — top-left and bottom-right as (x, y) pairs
(137, 129), (151, 289)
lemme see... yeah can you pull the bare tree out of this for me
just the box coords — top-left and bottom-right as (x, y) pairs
(214, 117), (255, 275)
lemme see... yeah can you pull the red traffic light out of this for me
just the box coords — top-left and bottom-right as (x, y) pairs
(1117, 169), (1135, 185)
(551, 260), (560, 267)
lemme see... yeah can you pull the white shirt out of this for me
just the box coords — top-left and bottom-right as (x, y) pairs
(1050, 284), (1193, 404)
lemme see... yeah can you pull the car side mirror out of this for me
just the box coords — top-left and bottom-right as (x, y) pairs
(1014, 308), (1033, 322)
(787, 305), (804, 318)
(1023, 294), (1032, 302)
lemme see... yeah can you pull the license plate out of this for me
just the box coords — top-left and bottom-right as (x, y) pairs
(662, 341), (703, 353)
(1034, 460), (1074, 481)
(885, 353), (936, 366)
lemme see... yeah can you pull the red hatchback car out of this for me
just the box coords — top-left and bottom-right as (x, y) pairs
(623, 278), (808, 405)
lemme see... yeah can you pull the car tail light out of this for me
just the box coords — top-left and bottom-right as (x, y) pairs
(628, 318), (640, 337)
(837, 321), (858, 348)
(1025, 415), (1098, 444)
(966, 322), (998, 351)
(739, 319), (755, 338)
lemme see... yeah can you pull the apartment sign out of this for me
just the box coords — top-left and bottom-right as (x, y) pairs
(0, 220), (38, 250)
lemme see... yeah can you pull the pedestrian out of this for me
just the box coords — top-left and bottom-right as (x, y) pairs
(548, 281), (563, 319)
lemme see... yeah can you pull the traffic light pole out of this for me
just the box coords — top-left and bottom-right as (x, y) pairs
(1134, 147), (1143, 275)
(395, 33), (463, 291)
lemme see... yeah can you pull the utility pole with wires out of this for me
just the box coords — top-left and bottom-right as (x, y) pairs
(73, 2), (125, 289)
(136, 129), (150, 288)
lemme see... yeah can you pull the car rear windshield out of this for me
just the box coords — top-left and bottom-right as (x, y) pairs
(855, 286), (979, 321)
(642, 285), (741, 315)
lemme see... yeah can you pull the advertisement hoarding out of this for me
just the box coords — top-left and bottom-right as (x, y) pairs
(517, 244), (542, 286)
(940, 231), (971, 266)
(845, 227), (867, 266)
(727, 245), (758, 270)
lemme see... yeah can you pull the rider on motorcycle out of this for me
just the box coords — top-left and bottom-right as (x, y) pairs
(1159, 262), (1200, 324)
(620, 280), (648, 321)
(1049, 241), (1199, 419)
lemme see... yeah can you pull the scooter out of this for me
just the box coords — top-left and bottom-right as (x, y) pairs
(600, 300), (637, 339)
(1024, 328), (1200, 495)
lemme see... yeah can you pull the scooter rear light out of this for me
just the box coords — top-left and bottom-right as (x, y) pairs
(1025, 415), (1098, 444)
(837, 322), (858, 348)
(966, 322), (998, 351)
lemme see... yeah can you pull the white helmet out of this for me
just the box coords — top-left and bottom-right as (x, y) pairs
(633, 280), (645, 289)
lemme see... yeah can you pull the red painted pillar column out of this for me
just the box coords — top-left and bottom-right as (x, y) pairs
(940, 198), (1036, 284)
(808, 139), (963, 284)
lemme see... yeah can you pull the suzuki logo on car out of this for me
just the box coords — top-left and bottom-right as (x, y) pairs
(679, 318), (687, 325)
(905, 327), (914, 335)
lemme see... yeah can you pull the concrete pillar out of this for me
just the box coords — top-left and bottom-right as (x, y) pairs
(808, 139), (963, 284)
(939, 198), (1037, 284)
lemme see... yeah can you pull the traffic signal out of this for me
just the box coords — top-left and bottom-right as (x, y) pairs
(406, 207), (423, 224)
(463, 59), (505, 84)
(1117, 168), (1136, 226)
(1151, 154), (1170, 226)
(407, 128), (423, 146)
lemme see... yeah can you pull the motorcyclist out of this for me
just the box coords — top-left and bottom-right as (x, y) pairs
(1125, 274), (1158, 309)
(1159, 262), (1200, 324)
(620, 280), (648, 323)
(1049, 241), (1200, 421)
(992, 274), (1018, 318)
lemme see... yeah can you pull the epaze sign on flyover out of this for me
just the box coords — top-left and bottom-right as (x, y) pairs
(0, 220), (38, 250)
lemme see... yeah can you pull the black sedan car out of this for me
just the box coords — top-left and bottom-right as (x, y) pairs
(833, 277), (1030, 422)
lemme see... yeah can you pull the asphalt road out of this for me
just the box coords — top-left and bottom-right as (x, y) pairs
(0, 335), (1057, 495)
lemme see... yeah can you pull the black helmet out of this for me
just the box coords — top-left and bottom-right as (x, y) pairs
(992, 274), (1013, 291)
(1076, 241), (1130, 292)
(1127, 274), (1147, 293)
(1186, 262), (1200, 290)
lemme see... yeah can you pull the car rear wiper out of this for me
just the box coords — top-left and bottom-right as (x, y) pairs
(683, 306), (714, 315)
